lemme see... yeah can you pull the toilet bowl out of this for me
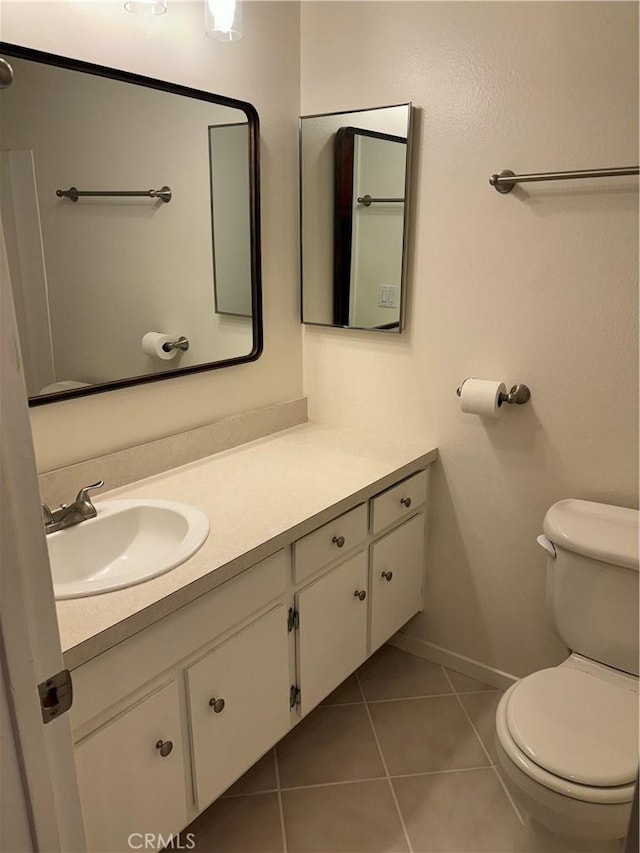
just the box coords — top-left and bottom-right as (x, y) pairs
(495, 499), (639, 846)
(496, 655), (638, 841)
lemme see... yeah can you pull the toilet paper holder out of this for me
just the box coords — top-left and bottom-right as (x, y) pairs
(162, 336), (189, 353)
(456, 380), (531, 406)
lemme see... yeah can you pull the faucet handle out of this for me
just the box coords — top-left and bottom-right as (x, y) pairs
(74, 480), (104, 504)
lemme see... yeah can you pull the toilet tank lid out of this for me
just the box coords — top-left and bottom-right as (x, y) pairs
(543, 499), (639, 571)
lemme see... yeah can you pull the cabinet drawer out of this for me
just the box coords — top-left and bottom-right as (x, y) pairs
(294, 503), (368, 584)
(75, 680), (187, 852)
(370, 469), (429, 535)
(187, 606), (291, 810)
(296, 551), (368, 715)
(370, 513), (425, 653)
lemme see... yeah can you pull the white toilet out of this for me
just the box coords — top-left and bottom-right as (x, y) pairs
(495, 499), (639, 849)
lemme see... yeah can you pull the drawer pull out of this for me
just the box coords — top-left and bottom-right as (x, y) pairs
(354, 589), (367, 601)
(155, 739), (173, 757)
(400, 497), (412, 508)
(332, 535), (345, 548)
(209, 697), (226, 714)
(381, 570), (394, 582)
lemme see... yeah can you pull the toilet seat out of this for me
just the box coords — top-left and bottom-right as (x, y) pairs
(506, 667), (638, 787)
(496, 669), (638, 805)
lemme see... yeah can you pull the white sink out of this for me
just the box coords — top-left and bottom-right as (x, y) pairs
(48, 500), (210, 600)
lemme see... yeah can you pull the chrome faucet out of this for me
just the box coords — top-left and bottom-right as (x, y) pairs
(42, 480), (104, 534)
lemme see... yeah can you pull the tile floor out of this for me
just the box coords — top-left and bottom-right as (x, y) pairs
(181, 645), (524, 852)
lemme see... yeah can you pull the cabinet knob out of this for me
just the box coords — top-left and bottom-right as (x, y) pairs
(354, 589), (367, 601)
(400, 497), (412, 508)
(155, 739), (173, 757)
(209, 697), (226, 714)
(381, 570), (393, 582)
(332, 535), (345, 548)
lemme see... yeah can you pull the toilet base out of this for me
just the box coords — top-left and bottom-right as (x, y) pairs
(514, 816), (624, 853)
(495, 737), (630, 842)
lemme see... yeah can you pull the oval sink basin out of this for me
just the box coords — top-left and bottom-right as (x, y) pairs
(48, 500), (210, 600)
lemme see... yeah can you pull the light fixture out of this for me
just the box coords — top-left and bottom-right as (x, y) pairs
(205, 0), (242, 41)
(124, 0), (167, 16)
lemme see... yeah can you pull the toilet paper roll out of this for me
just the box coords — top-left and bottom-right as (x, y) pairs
(142, 332), (178, 360)
(459, 378), (507, 418)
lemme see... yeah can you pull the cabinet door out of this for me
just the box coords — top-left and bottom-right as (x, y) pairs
(297, 551), (368, 716)
(75, 680), (187, 853)
(187, 606), (290, 810)
(370, 513), (425, 653)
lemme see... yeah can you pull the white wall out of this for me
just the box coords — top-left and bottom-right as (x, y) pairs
(1, 0), (302, 472)
(301, 1), (639, 678)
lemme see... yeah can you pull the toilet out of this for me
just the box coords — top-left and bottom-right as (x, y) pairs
(495, 499), (639, 848)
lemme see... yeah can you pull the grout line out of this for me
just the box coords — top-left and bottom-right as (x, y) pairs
(221, 787), (279, 800)
(323, 689), (498, 708)
(279, 775), (388, 793)
(441, 666), (525, 826)
(273, 748), (289, 853)
(223, 764), (509, 797)
(356, 670), (414, 853)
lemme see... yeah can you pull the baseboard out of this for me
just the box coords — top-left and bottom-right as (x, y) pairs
(390, 632), (518, 691)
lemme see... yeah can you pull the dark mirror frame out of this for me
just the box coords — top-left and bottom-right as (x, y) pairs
(0, 42), (263, 407)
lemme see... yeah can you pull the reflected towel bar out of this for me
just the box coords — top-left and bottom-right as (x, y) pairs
(489, 167), (639, 194)
(56, 185), (172, 203)
(357, 194), (405, 206)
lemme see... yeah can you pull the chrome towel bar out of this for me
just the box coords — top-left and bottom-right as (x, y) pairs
(489, 166), (639, 194)
(357, 194), (405, 206)
(56, 186), (172, 203)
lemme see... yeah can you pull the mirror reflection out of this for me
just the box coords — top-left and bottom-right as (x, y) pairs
(300, 103), (413, 332)
(0, 45), (261, 404)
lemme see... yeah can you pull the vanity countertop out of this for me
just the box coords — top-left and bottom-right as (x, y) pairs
(57, 422), (437, 669)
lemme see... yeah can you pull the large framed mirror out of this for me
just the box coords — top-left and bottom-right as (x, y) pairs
(0, 43), (262, 406)
(299, 103), (413, 332)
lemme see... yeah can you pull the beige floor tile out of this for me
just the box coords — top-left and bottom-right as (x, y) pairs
(358, 645), (452, 700)
(277, 704), (385, 788)
(184, 792), (283, 852)
(393, 767), (521, 852)
(282, 780), (409, 852)
(459, 691), (502, 763)
(321, 674), (363, 705)
(222, 750), (277, 797)
(369, 696), (489, 775)
(445, 668), (495, 693)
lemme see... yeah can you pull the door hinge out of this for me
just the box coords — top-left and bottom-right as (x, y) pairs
(287, 607), (299, 632)
(289, 685), (301, 709)
(38, 669), (73, 723)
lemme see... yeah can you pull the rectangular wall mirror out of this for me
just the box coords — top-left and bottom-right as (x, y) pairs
(0, 43), (262, 405)
(299, 103), (413, 332)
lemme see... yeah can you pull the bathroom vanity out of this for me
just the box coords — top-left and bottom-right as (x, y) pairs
(55, 423), (436, 851)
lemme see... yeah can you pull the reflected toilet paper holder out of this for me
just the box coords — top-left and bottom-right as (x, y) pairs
(456, 380), (531, 406)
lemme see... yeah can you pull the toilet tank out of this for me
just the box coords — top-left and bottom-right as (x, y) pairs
(542, 499), (639, 676)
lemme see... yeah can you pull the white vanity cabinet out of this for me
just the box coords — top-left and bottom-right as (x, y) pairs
(74, 680), (188, 853)
(370, 512), (425, 653)
(296, 551), (369, 715)
(187, 605), (291, 809)
(68, 461), (431, 850)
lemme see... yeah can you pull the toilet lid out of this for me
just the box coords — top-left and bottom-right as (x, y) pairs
(506, 668), (638, 787)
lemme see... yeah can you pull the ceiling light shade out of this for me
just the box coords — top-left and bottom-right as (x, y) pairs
(205, 0), (242, 41)
(124, 0), (167, 15)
